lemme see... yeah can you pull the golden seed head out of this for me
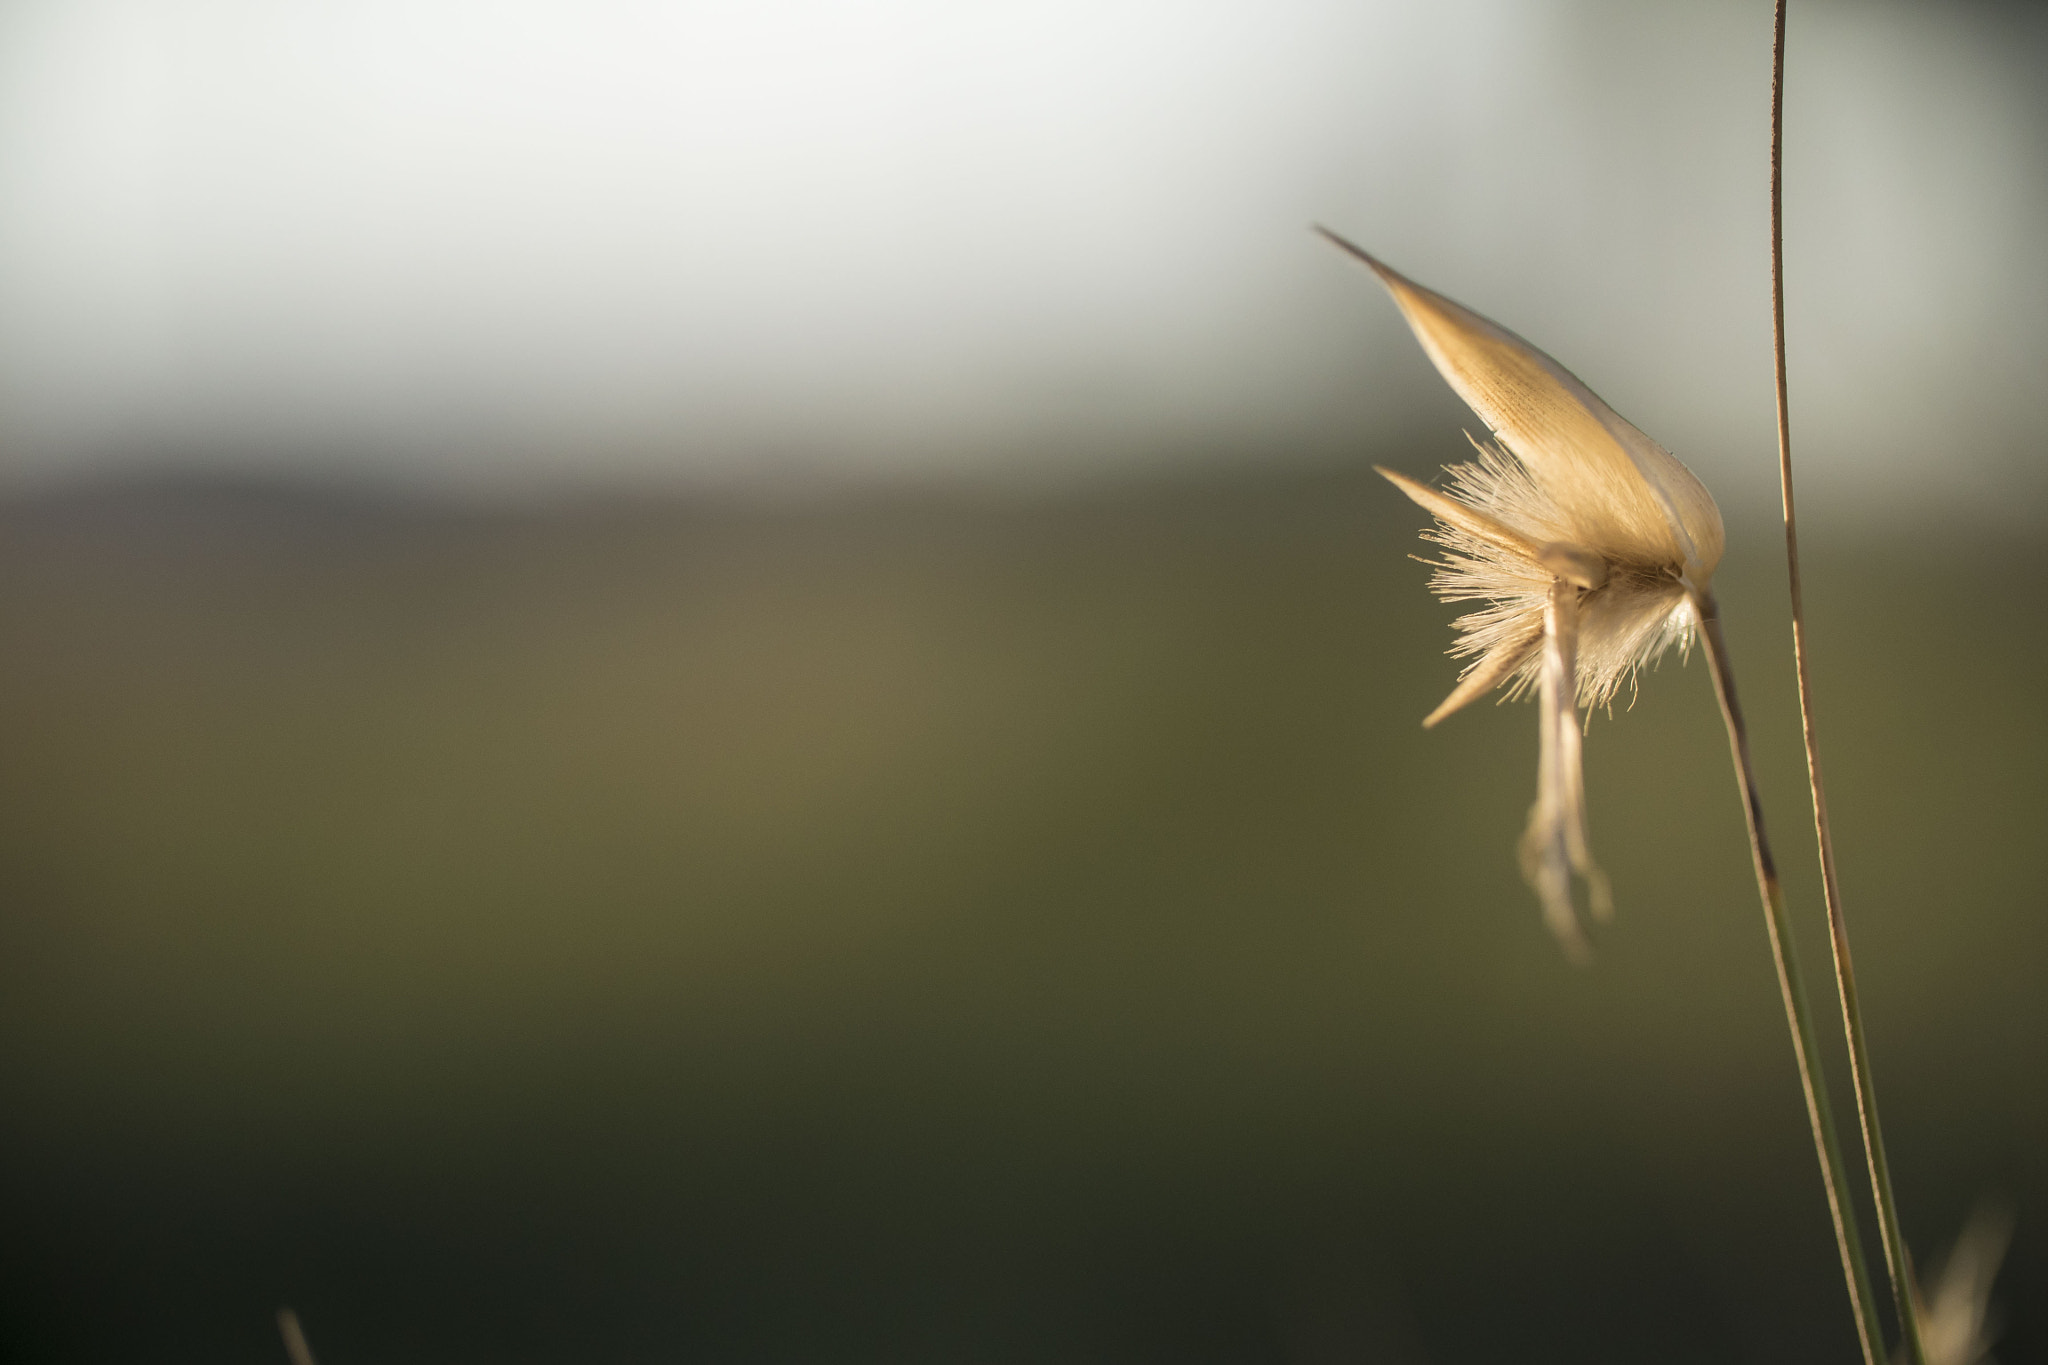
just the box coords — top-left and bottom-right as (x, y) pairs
(1323, 226), (1727, 951)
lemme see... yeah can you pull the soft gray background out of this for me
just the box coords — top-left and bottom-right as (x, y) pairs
(0, 0), (2042, 517)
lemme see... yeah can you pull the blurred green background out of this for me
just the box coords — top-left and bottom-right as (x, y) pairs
(0, 463), (2041, 1363)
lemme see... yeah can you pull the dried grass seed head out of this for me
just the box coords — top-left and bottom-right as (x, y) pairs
(1321, 227), (1727, 951)
(1333, 236), (1726, 721)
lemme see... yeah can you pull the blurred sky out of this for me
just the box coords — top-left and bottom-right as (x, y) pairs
(0, 0), (2042, 516)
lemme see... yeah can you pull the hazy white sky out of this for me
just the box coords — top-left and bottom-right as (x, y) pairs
(0, 0), (2040, 515)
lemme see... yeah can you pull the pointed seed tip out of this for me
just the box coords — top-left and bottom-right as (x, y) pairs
(1420, 694), (1463, 728)
(1313, 226), (1391, 278)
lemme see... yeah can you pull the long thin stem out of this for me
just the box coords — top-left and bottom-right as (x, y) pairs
(277, 1309), (320, 1365)
(1768, 6), (1926, 1359)
(1692, 586), (1885, 1365)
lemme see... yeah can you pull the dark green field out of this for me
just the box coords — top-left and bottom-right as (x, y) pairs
(1, 466), (2041, 1363)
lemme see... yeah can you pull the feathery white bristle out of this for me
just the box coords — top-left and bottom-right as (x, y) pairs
(1420, 441), (1698, 715)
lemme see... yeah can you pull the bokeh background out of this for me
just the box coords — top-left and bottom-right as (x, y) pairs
(0, 1), (2044, 1361)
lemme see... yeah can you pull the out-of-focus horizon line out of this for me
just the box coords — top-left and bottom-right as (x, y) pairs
(5, 438), (2042, 547)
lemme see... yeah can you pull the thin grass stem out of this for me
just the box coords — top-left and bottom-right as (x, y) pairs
(1691, 586), (1885, 1365)
(1768, 6), (1927, 1359)
(277, 1308), (320, 1365)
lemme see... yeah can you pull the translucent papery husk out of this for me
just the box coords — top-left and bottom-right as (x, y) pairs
(1324, 231), (1726, 582)
(1519, 579), (1614, 957)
